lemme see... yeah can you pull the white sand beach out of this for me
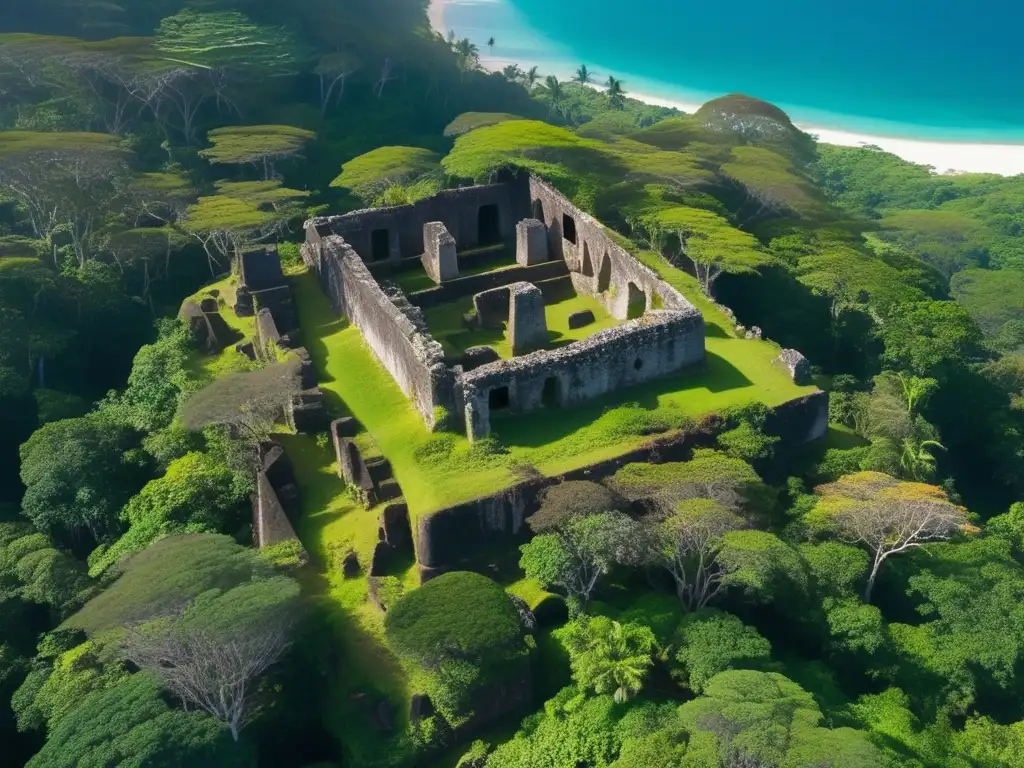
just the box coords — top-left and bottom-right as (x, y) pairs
(428, 0), (1024, 175)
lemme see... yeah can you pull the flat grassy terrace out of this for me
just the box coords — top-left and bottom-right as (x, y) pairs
(183, 274), (257, 381)
(423, 290), (621, 359)
(289, 249), (816, 520)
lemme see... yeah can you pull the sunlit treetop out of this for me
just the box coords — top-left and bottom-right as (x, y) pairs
(200, 125), (316, 167)
(332, 146), (442, 203)
(443, 112), (523, 138)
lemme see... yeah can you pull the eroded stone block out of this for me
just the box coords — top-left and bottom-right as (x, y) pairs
(516, 218), (548, 266)
(567, 309), (595, 329)
(509, 283), (547, 355)
(421, 221), (458, 284)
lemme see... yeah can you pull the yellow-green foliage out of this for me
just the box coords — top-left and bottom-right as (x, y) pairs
(721, 146), (829, 219)
(0, 130), (123, 156)
(442, 120), (594, 183)
(332, 146), (442, 204)
(444, 112), (523, 137)
(200, 125), (315, 166)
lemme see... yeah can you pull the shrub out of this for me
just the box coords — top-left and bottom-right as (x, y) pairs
(384, 572), (523, 669)
(672, 609), (772, 693)
(528, 481), (624, 533)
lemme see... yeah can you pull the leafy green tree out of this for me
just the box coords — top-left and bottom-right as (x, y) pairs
(556, 616), (656, 703)
(12, 639), (126, 733)
(524, 65), (540, 89)
(528, 480), (623, 533)
(120, 576), (301, 741)
(637, 205), (769, 295)
(672, 609), (771, 693)
(717, 529), (809, 605)
(679, 670), (883, 767)
(807, 472), (968, 602)
(26, 672), (251, 767)
(19, 415), (148, 548)
(0, 132), (129, 264)
(880, 300), (983, 377)
(66, 533), (277, 636)
(644, 499), (746, 610)
(200, 126), (316, 180)
(574, 65), (591, 85)
(88, 451), (247, 576)
(605, 76), (625, 108)
(543, 75), (563, 118)
(520, 511), (644, 611)
(0, 528), (92, 615)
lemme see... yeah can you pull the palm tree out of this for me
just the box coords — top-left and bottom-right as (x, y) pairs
(606, 75), (626, 108)
(487, 36), (496, 55)
(574, 65), (591, 85)
(900, 437), (946, 482)
(561, 618), (655, 704)
(453, 38), (480, 78)
(543, 74), (563, 117)
(524, 65), (540, 90)
(501, 63), (524, 82)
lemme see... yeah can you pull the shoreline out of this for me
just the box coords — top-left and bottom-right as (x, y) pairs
(428, 0), (1024, 176)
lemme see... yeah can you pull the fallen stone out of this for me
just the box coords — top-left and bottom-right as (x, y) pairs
(776, 348), (812, 385)
(567, 309), (595, 330)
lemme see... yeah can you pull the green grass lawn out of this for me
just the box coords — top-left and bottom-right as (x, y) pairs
(182, 274), (258, 381)
(290, 253), (816, 521)
(423, 290), (621, 359)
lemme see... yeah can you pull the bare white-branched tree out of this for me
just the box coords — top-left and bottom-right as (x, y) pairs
(809, 472), (969, 602)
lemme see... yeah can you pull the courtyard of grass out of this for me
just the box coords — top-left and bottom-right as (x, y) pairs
(289, 250), (817, 521)
(392, 244), (517, 295)
(182, 274), (258, 381)
(423, 290), (621, 359)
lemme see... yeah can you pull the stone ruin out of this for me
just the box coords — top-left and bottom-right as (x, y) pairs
(301, 174), (744, 441)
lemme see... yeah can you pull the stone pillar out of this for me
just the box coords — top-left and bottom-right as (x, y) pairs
(421, 222), (458, 283)
(465, 393), (490, 441)
(509, 283), (547, 355)
(516, 218), (548, 266)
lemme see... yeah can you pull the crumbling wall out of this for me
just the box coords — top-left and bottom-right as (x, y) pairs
(528, 177), (695, 319)
(461, 309), (705, 440)
(302, 231), (453, 425)
(312, 181), (527, 263)
(508, 282), (547, 355)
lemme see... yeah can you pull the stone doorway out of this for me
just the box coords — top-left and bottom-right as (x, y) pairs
(541, 376), (563, 408)
(597, 252), (612, 292)
(370, 228), (390, 261)
(489, 385), (510, 410)
(562, 213), (578, 244)
(627, 282), (646, 319)
(478, 204), (501, 245)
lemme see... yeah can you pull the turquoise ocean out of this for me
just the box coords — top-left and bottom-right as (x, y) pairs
(442, 0), (1024, 142)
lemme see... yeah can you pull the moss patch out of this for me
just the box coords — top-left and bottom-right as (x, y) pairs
(183, 274), (258, 381)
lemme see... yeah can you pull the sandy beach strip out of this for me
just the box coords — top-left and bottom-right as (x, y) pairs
(432, 1), (1024, 175)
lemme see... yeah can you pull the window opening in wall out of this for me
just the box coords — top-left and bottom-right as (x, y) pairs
(370, 228), (390, 262)
(489, 386), (510, 410)
(478, 204), (501, 245)
(562, 213), (578, 245)
(532, 199), (545, 223)
(581, 242), (594, 277)
(634, 358), (644, 371)
(627, 282), (646, 319)
(597, 252), (612, 292)
(346, 442), (362, 482)
(541, 376), (562, 408)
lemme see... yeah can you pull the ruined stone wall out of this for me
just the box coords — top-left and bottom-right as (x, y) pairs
(527, 177), (695, 319)
(313, 181), (528, 263)
(302, 230), (453, 424)
(460, 309), (705, 439)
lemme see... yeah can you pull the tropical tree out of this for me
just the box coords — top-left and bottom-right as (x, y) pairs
(672, 609), (772, 693)
(646, 499), (748, 610)
(501, 63), (524, 82)
(555, 616), (656, 702)
(313, 51), (360, 114)
(0, 132), (129, 265)
(487, 36), (496, 55)
(453, 38), (479, 77)
(524, 65), (540, 89)
(200, 125), (315, 180)
(520, 511), (644, 611)
(606, 76), (626, 108)
(807, 472), (969, 602)
(637, 206), (770, 295)
(575, 64), (591, 84)
(331, 145), (442, 206)
(543, 74), (563, 117)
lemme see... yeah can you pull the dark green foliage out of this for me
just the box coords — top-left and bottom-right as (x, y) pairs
(66, 533), (275, 635)
(672, 609), (772, 693)
(528, 481), (623, 533)
(19, 415), (148, 548)
(26, 673), (251, 768)
(384, 571), (523, 668)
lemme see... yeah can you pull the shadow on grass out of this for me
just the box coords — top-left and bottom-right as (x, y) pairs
(493, 352), (751, 450)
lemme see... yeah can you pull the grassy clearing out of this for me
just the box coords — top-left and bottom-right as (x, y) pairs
(290, 251), (816, 519)
(183, 274), (258, 381)
(280, 432), (413, 766)
(423, 290), (621, 359)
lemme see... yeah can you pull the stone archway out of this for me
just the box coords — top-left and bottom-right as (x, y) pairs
(581, 242), (594, 277)
(597, 252), (612, 292)
(626, 282), (646, 319)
